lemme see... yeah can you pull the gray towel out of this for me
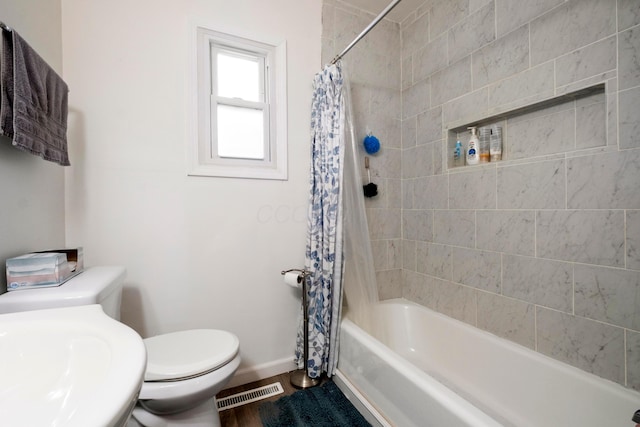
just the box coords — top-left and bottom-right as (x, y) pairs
(1, 28), (14, 138)
(1, 28), (70, 166)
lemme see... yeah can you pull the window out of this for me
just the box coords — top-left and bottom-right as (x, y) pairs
(189, 27), (287, 180)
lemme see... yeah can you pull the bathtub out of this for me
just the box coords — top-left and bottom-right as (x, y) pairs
(335, 299), (640, 427)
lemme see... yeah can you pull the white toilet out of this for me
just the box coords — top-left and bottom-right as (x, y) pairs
(0, 266), (240, 427)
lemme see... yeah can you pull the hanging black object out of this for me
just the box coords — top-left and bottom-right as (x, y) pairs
(363, 182), (378, 197)
(363, 156), (378, 198)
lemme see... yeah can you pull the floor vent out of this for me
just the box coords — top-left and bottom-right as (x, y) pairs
(217, 382), (284, 411)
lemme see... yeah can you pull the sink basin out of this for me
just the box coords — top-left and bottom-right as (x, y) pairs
(0, 304), (146, 427)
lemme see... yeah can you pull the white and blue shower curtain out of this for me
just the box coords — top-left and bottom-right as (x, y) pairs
(296, 62), (345, 378)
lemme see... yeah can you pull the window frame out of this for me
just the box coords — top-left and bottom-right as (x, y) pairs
(189, 26), (288, 180)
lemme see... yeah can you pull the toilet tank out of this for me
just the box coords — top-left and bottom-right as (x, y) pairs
(0, 266), (126, 320)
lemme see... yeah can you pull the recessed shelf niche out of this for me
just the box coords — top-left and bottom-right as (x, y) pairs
(446, 83), (606, 170)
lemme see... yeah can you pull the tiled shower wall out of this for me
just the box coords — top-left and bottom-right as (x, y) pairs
(323, 0), (640, 392)
(322, 0), (404, 296)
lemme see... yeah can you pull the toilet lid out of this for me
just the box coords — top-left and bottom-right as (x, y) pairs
(143, 329), (239, 381)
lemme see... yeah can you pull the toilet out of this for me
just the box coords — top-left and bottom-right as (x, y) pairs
(0, 266), (240, 427)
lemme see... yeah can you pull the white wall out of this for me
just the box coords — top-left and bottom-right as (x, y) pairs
(0, 0), (66, 291)
(61, 0), (322, 385)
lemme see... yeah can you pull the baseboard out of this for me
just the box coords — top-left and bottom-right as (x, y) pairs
(224, 357), (298, 389)
(334, 370), (392, 427)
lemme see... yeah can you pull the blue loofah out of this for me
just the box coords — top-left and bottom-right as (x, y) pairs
(363, 134), (380, 154)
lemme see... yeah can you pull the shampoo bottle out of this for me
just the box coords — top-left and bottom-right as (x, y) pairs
(454, 140), (463, 166)
(490, 125), (503, 162)
(478, 127), (490, 163)
(466, 127), (479, 165)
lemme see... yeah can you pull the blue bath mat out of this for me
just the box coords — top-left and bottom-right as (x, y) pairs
(258, 380), (371, 427)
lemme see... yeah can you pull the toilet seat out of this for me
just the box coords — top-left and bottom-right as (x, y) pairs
(144, 329), (239, 381)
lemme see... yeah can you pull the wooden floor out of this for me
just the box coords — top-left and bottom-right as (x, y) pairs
(217, 372), (302, 427)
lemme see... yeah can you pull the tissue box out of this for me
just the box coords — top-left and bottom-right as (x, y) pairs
(6, 248), (82, 291)
(33, 247), (83, 273)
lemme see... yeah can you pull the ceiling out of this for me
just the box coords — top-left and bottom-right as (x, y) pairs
(341, 0), (425, 22)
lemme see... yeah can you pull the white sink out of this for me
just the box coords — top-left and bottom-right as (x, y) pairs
(0, 304), (146, 427)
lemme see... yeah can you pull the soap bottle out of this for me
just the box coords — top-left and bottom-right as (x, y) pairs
(453, 140), (463, 166)
(490, 125), (502, 162)
(466, 127), (479, 165)
(478, 127), (490, 163)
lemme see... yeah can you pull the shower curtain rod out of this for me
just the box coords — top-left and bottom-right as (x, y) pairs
(331, 0), (403, 65)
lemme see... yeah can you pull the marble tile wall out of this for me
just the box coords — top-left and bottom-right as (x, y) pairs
(398, 0), (640, 392)
(322, 1), (404, 298)
(323, 0), (640, 392)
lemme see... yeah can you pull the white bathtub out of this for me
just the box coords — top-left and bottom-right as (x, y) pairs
(336, 299), (640, 427)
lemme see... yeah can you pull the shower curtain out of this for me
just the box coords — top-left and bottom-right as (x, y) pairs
(296, 61), (378, 378)
(296, 62), (345, 378)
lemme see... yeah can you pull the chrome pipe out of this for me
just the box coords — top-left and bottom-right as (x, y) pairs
(281, 268), (319, 388)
